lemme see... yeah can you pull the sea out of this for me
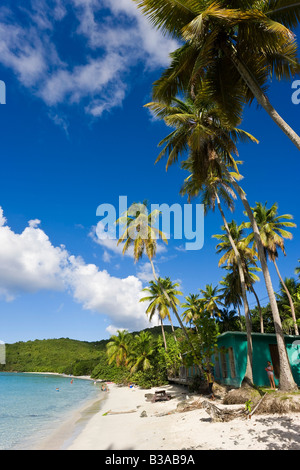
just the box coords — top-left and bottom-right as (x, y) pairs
(0, 372), (101, 450)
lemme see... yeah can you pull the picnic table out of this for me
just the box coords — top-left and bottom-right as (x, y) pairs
(152, 390), (171, 403)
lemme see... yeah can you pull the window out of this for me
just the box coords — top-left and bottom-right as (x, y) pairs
(228, 347), (236, 378)
(220, 352), (228, 378)
(214, 354), (220, 378)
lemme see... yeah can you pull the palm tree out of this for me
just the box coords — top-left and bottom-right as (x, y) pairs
(117, 201), (202, 366)
(244, 202), (298, 335)
(146, 96), (297, 390)
(217, 307), (241, 333)
(140, 277), (183, 350)
(106, 330), (131, 367)
(199, 284), (223, 318)
(181, 161), (255, 384)
(135, 0), (300, 150)
(214, 220), (264, 333)
(127, 331), (155, 374)
(181, 293), (201, 330)
(220, 274), (243, 329)
(276, 277), (300, 335)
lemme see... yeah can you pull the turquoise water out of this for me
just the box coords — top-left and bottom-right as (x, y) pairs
(0, 372), (100, 450)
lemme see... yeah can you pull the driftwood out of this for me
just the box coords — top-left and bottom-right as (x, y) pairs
(249, 393), (267, 418)
(202, 400), (246, 422)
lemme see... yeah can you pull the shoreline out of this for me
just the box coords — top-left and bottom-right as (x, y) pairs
(33, 390), (108, 450)
(63, 383), (300, 451)
(16, 376), (300, 450)
(11, 371), (106, 450)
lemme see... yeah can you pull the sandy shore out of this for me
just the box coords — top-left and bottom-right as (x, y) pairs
(60, 383), (300, 451)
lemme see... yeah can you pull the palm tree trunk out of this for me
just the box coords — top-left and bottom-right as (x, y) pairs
(273, 260), (299, 335)
(250, 286), (264, 334)
(237, 304), (243, 331)
(215, 191), (253, 386)
(222, 169), (297, 391)
(226, 47), (300, 152)
(149, 258), (204, 372)
(160, 316), (168, 351)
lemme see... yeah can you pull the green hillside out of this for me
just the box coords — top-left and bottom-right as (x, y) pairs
(0, 326), (175, 378)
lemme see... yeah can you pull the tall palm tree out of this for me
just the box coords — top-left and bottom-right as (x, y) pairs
(199, 284), (223, 318)
(220, 273), (243, 329)
(106, 330), (131, 367)
(146, 96), (297, 390)
(135, 0), (300, 150)
(181, 160), (255, 383)
(214, 220), (264, 333)
(181, 293), (201, 330)
(276, 277), (300, 334)
(140, 277), (183, 350)
(245, 202), (298, 335)
(127, 331), (155, 374)
(117, 201), (202, 366)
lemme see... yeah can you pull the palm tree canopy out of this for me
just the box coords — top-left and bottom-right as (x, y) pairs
(135, 0), (300, 125)
(181, 293), (202, 324)
(140, 277), (183, 322)
(106, 330), (131, 367)
(116, 200), (168, 262)
(145, 97), (258, 179)
(214, 219), (258, 267)
(127, 331), (155, 374)
(199, 283), (223, 317)
(243, 201), (296, 261)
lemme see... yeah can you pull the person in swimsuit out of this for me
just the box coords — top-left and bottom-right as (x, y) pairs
(265, 361), (276, 389)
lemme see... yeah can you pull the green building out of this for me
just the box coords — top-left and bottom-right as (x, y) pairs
(214, 332), (300, 388)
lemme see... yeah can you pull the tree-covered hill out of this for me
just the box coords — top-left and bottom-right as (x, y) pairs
(0, 326), (176, 377)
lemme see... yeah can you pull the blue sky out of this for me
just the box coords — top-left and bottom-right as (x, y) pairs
(0, 0), (299, 344)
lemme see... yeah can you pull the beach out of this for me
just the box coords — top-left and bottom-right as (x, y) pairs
(48, 382), (300, 451)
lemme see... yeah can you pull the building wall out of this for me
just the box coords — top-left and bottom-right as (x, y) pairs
(214, 332), (300, 388)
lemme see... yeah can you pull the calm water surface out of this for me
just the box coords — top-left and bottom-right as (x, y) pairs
(0, 372), (100, 449)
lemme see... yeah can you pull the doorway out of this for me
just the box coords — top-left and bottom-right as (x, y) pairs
(269, 344), (280, 379)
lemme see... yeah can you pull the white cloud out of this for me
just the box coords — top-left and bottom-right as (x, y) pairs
(136, 262), (157, 283)
(64, 255), (151, 331)
(0, 0), (178, 120)
(0, 212), (68, 300)
(0, 207), (154, 331)
(105, 325), (128, 336)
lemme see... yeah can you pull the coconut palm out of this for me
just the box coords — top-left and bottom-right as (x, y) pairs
(276, 277), (300, 334)
(106, 330), (131, 367)
(199, 284), (223, 318)
(244, 202), (298, 335)
(127, 331), (155, 374)
(181, 293), (201, 330)
(214, 220), (264, 333)
(146, 95), (297, 390)
(140, 277), (183, 350)
(181, 159), (255, 383)
(117, 201), (201, 365)
(220, 274), (243, 328)
(135, 0), (300, 150)
(217, 307), (241, 333)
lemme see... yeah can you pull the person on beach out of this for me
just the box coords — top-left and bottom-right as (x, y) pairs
(265, 361), (276, 389)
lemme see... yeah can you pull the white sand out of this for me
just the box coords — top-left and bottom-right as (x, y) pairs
(64, 383), (300, 451)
